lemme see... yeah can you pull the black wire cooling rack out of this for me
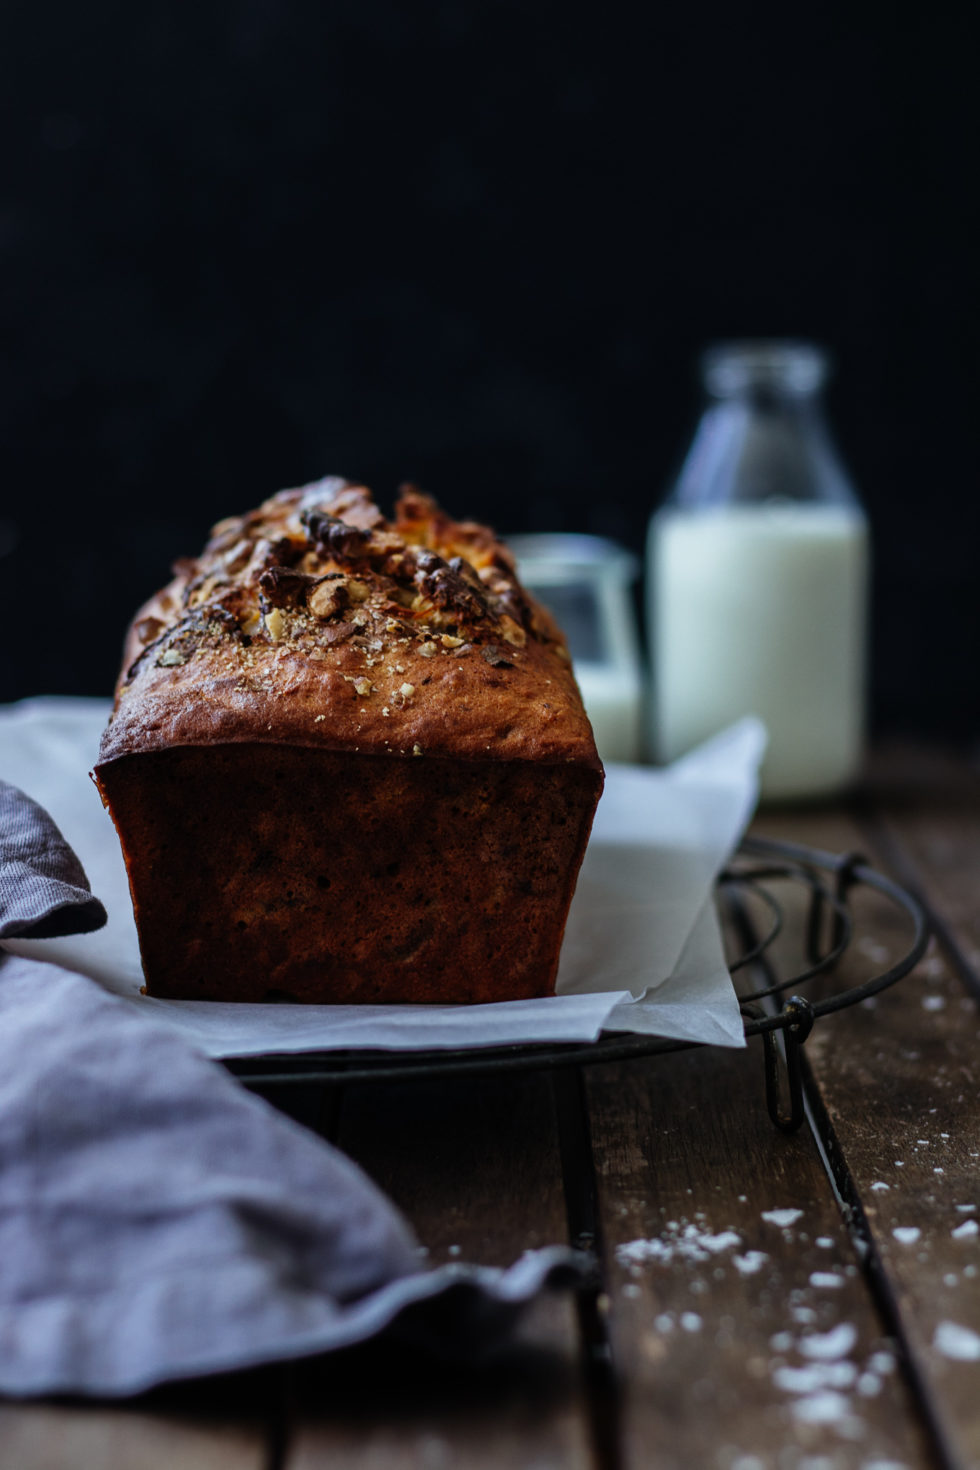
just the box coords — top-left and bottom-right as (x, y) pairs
(224, 835), (930, 1132)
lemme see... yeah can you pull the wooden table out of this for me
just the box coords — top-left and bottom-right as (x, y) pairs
(3, 743), (979, 1469)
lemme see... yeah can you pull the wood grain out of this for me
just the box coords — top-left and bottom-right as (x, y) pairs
(285, 1071), (593, 1469)
(0, 1404), (269, 1470)
(862, 741), (980, 989)
(585, 1038), (931, 1470)
(757, 774), (980, 1469)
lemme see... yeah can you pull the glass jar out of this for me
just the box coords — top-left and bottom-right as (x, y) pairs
(509, 533), (644, 764)
(647, 341), (870, 800)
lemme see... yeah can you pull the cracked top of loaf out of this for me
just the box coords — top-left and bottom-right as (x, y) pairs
(98, 477), (602, 770)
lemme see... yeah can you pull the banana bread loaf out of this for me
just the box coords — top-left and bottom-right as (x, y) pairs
(94, 477), (603, 1004)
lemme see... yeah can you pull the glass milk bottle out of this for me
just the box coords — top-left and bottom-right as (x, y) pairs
(648, 342), (869, 800)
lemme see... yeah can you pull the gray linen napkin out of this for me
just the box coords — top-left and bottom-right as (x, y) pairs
(0, 781), (107, 939)
(0, 779), (585, 1397)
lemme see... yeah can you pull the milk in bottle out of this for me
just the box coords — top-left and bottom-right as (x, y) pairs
(648, 343), (869, 800)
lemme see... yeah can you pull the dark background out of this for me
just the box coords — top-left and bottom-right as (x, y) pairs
(1, 1), (975, 736)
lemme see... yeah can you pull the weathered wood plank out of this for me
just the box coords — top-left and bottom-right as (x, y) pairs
(286, 1071), (593, 1469)
(0, 1404), (270, 1470)
(860, 741), (980, 983)
(756, 779), (980, 1469)
(585, 1037), (931, 1470)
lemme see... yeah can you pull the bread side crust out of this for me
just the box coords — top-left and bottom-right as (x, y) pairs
(95, 744), (602, 1004)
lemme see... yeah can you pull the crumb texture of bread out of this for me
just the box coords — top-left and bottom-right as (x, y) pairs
(95, 477), (603, 1004)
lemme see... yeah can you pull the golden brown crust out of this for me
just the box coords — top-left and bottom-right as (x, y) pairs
(98, 478), (599, 772)
(95, 477), (602, 1005)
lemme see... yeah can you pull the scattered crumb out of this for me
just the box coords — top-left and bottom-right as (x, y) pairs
(893, 1227), (921, 1245)
(798, 1323), (858, 1360)
(733, 1251), (769, 1276)
(762, 1208), (803, 1228)
(615, 1225), (742, 1268)
(791, 1389), (852, 1425)
(934, 1322), (980, 1360)
(774, 1361), (856, 1393)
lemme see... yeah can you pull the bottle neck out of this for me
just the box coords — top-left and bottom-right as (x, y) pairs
(702, 341), (828, 398)
(667, 346), (860, 512)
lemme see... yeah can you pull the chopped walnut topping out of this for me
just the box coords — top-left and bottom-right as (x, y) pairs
(257, 564), (314, 607)
(320, 621), (356, 645)
(308, 580), (349, 620)
(301, 509), (370, 560)
(223, 539), (253, 574)
(126, 482), (567, 745)
(135, 616), (165, 645)
(208, 514), (244, 544)
(482, 645), (514, 668)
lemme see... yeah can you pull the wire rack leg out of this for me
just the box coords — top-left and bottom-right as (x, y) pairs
(744, 996), (816, 1133)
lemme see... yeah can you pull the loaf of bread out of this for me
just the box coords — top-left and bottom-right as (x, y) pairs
(94, 477), (603, 1004)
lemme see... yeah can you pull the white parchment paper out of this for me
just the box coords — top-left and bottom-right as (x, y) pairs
(0, 698), (765, 1055)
